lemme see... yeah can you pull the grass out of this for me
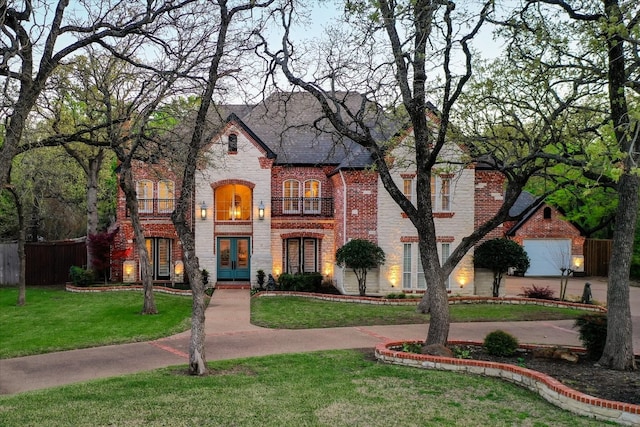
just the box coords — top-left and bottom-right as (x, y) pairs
(0, 287), (193, 358)
(0, 350), (608, 427)
(250, 296), (588, 329)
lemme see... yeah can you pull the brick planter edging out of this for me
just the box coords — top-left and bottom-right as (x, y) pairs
(254, 291), (607, 312)
(375, 340), (640, 426)
(66, 284), (192, 296)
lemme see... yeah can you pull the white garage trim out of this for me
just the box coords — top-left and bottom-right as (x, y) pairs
(522, 239), (572, 277)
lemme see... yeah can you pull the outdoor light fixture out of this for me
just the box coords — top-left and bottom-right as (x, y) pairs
(258, 201), (265, 220)
(200, 201), (207, 220)
(123, 261), (136, 283)
(174, 261), (184, 282)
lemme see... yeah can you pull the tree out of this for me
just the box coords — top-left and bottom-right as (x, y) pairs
(262, 0), (570, 346)
(335, 239), (385, 296)
(474, 239), (530, 298)
(0, 0), (195, 191)
(496, 0), (638, 371)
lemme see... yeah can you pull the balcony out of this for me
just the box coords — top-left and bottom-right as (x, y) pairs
(271, 197), (333, 217)
(127, 198), (175, 217)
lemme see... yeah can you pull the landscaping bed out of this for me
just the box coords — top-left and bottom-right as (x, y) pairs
(448, 343), (640, 405)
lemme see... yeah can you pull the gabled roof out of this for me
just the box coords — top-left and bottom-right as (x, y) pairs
(232, 91), (397, 167)
(225, 113), (276, 159)
(506, 191), (584, 236)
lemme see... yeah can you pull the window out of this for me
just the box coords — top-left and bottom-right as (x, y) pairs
(402, 244), (412, 289)
(440, 178), (451, 211)
(430, 176), (452, 211)
(417, 249), (426, 289)
(145, 238), (171, 280)
(215, 184), (251, 220)
(441, 243), (451, 289)
(137, 180), (153, 213)
(285, 238), (318, 273)
(543, 207), (552, 219)
(157, 180), (175, 213)
(228, 133), (238, 152)
(403, 179), (413, 203)
(283, 180), (300, 213)
(430, 176), (436, 208)
(304, 180), (321, 213)
(401, 243), (450, 290)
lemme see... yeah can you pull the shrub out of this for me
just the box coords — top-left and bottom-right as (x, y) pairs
(277, 273), (323, 292)
(574, 313), (607, 360)
(69, 266), (94, 287)
(386, 293), (406, 299)
(521, 284), (555, 300)
(256, 269), (266, 290)
(483, 330), (519, 357)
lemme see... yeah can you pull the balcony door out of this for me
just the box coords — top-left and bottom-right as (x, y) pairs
(217, 237), (250, 281)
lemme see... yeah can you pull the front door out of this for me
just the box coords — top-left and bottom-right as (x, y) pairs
(217, 237), (250, 281)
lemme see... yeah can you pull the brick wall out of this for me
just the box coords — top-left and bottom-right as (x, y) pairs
(474, 169), (506, 243)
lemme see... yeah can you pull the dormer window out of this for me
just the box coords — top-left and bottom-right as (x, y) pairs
(543, 207), (552, 219)
(228, 133), (238, 153)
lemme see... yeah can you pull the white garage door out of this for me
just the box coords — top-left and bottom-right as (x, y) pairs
(522, 239), (572, 276)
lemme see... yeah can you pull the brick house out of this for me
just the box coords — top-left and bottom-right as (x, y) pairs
(110, 91), (582, 294)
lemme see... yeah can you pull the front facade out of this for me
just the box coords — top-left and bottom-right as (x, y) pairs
(112, 92), (557, 295)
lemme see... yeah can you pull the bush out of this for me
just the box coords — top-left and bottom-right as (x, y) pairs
(386, 293), (406, 299)
(574, 313), (607, 360)
(521, 284), (555, 300)
(277, 273), (323, 292)
(69, 266), (94, 287)
(483, 330), (519, 357)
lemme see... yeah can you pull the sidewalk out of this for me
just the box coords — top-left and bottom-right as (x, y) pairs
(1, 276), (638, 395)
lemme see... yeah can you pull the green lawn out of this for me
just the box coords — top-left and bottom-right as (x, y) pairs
(0, 350), (607, 427)
(250, 296), (588, 329)
(0, 287), (193, 358)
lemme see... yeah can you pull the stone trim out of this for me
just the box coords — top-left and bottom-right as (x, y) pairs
(66, 284), (192, 296)
(376, 340), (640, 426)
(253, 292), (607, 312)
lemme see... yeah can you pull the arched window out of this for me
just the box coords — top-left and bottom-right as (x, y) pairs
(157, 180), (175, 213)
(228, 133), (238, 152)
(283, 179), (300, 213)
(215, 184), (251, 220)
(543, 207), (552, 219)
(303, 180), (321, 213)
(136, 180), (153, 213)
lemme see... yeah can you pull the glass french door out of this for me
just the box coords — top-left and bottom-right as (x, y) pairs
(217, 237), (250, 281)
(145, 238), (171, 280)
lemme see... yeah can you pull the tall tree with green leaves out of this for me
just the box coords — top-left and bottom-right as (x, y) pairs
(496, 0), (638, 371)
(0, 0), (195, 192)
(263, 0), (587, 346)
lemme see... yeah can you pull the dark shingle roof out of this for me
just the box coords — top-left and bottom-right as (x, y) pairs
(232, 91), (397, 166)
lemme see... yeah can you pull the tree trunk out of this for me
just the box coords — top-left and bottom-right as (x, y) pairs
(119, 164), (157, 315)
(85, 150), (104, 269)
(8, 186), (26, 306)
(599, 172), (638, 370)
(597, 0), (637, 371)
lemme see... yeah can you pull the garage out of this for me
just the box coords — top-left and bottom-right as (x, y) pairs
(522, 239), (572, 276)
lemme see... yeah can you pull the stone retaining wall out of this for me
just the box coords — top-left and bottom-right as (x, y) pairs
(375, 340), (639, 426)
(65, 284), (191, 296)
(254, 291), (607, 312)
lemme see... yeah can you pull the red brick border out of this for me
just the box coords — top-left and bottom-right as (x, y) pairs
(375, 340), (640, 426)
(65, 284), (192, 296)
(253, 292), (607, 312)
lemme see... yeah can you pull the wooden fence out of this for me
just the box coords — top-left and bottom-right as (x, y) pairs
(583, 238), (612, 277)
(0, 243), (19, 285)
(0, 239), (86, 286)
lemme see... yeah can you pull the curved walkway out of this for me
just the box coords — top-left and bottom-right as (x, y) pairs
(1, 277), (638, 395)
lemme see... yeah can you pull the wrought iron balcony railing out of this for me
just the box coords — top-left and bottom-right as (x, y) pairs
(271, 197), (333, 217)
(126, 199), (175, 217)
